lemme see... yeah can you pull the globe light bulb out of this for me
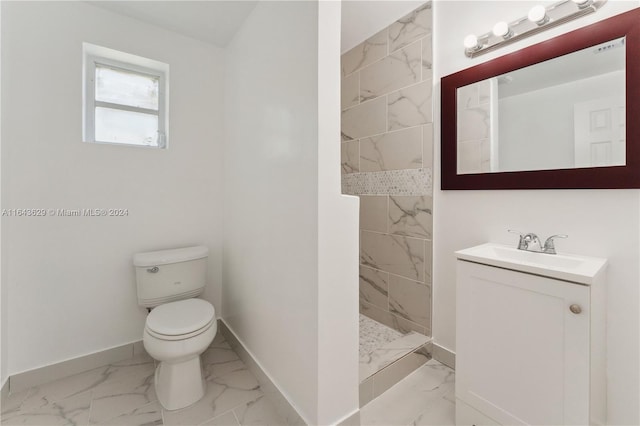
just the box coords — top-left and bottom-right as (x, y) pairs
(572, 0), (591, 7)
(464, 34), (479, 50)
(528, 5), (549, 25)
(493, 21), (512, 39)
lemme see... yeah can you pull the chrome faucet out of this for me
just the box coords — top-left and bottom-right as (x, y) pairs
(542, 234), (568, 254)
(508, 230), (567, 254)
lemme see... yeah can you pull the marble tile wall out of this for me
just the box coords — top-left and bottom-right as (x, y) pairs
(457, 79), (493, 174)
(341, 2), (433, 337)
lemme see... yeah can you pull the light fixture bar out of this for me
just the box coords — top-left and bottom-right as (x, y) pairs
(464, 0), (607, 58)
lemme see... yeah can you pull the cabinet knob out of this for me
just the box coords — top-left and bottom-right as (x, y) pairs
(570, 304), (582, 314)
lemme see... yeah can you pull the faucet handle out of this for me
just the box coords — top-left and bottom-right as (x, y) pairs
(543, 234), (568, 254)
(508, 229), (528, 250)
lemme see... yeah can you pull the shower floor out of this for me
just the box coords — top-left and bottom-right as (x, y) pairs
(359, 314), (403, 355)
(359, 314), (431, 384)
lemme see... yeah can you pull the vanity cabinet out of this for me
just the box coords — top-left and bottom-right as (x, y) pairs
(455, 246), (607, 426)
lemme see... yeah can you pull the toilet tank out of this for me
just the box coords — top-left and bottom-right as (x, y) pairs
(133, 246), (208, 308)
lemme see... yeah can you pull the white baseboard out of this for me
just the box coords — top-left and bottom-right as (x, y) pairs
(219, 319), (307, 426)
(8, 341), (143, 393)
(428, 342), (456, 370)
(337, 409), (360, 426)
(1, 377), (8, 400)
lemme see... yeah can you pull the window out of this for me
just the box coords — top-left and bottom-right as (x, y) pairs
(83, 44), (168, 148)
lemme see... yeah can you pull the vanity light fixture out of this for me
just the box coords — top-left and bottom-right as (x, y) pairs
(463, 0), (607, 58)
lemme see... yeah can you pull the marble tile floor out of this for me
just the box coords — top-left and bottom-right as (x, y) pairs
(0, 333), (285, 426)
(359, 315), (431, 383)
(360, 359), (455, 426)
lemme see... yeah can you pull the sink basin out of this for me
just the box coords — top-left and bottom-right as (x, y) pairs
(455, 243), (607, 285)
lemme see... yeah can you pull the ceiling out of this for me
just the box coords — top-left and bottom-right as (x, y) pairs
(89, 1), (427, 53)
(88, 1), (258, 47)
(341, 1), (425, 53)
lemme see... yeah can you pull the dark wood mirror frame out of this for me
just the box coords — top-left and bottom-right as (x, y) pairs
(441, 8), (640, 190)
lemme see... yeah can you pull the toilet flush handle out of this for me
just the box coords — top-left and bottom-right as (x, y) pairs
(147, 266), (159, 273)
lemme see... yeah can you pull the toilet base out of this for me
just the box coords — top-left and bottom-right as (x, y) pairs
(154, 355), (205, 410)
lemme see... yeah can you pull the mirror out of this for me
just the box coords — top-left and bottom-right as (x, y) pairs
(457, 37), (625, 174)
(441, 8), (640, 189)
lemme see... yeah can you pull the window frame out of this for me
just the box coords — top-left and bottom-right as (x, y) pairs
(84, 55), (167, 148)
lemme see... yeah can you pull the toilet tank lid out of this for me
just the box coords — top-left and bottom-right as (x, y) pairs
(133, 246), (208, 267)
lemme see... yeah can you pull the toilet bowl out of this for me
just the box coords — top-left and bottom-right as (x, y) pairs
(143, 298), (216, 410)
(133, 246), (216, 411)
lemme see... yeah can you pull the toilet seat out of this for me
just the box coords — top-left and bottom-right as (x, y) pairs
(146, 298), (215, 341)
(146, 318), (215, 341)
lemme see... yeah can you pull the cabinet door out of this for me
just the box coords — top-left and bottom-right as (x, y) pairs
(456, 261), (590, 425)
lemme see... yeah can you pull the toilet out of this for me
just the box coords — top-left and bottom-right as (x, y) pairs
(133, 246), (216, 411)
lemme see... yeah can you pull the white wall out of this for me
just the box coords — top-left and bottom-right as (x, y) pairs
(223, 2), (359, 423)
(317, 2), (360, 424)
(1, 1), (224, 376)
(433, 1), (640, 424)
(222, 2), (317, 423)
(0, 2), (6, 390)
